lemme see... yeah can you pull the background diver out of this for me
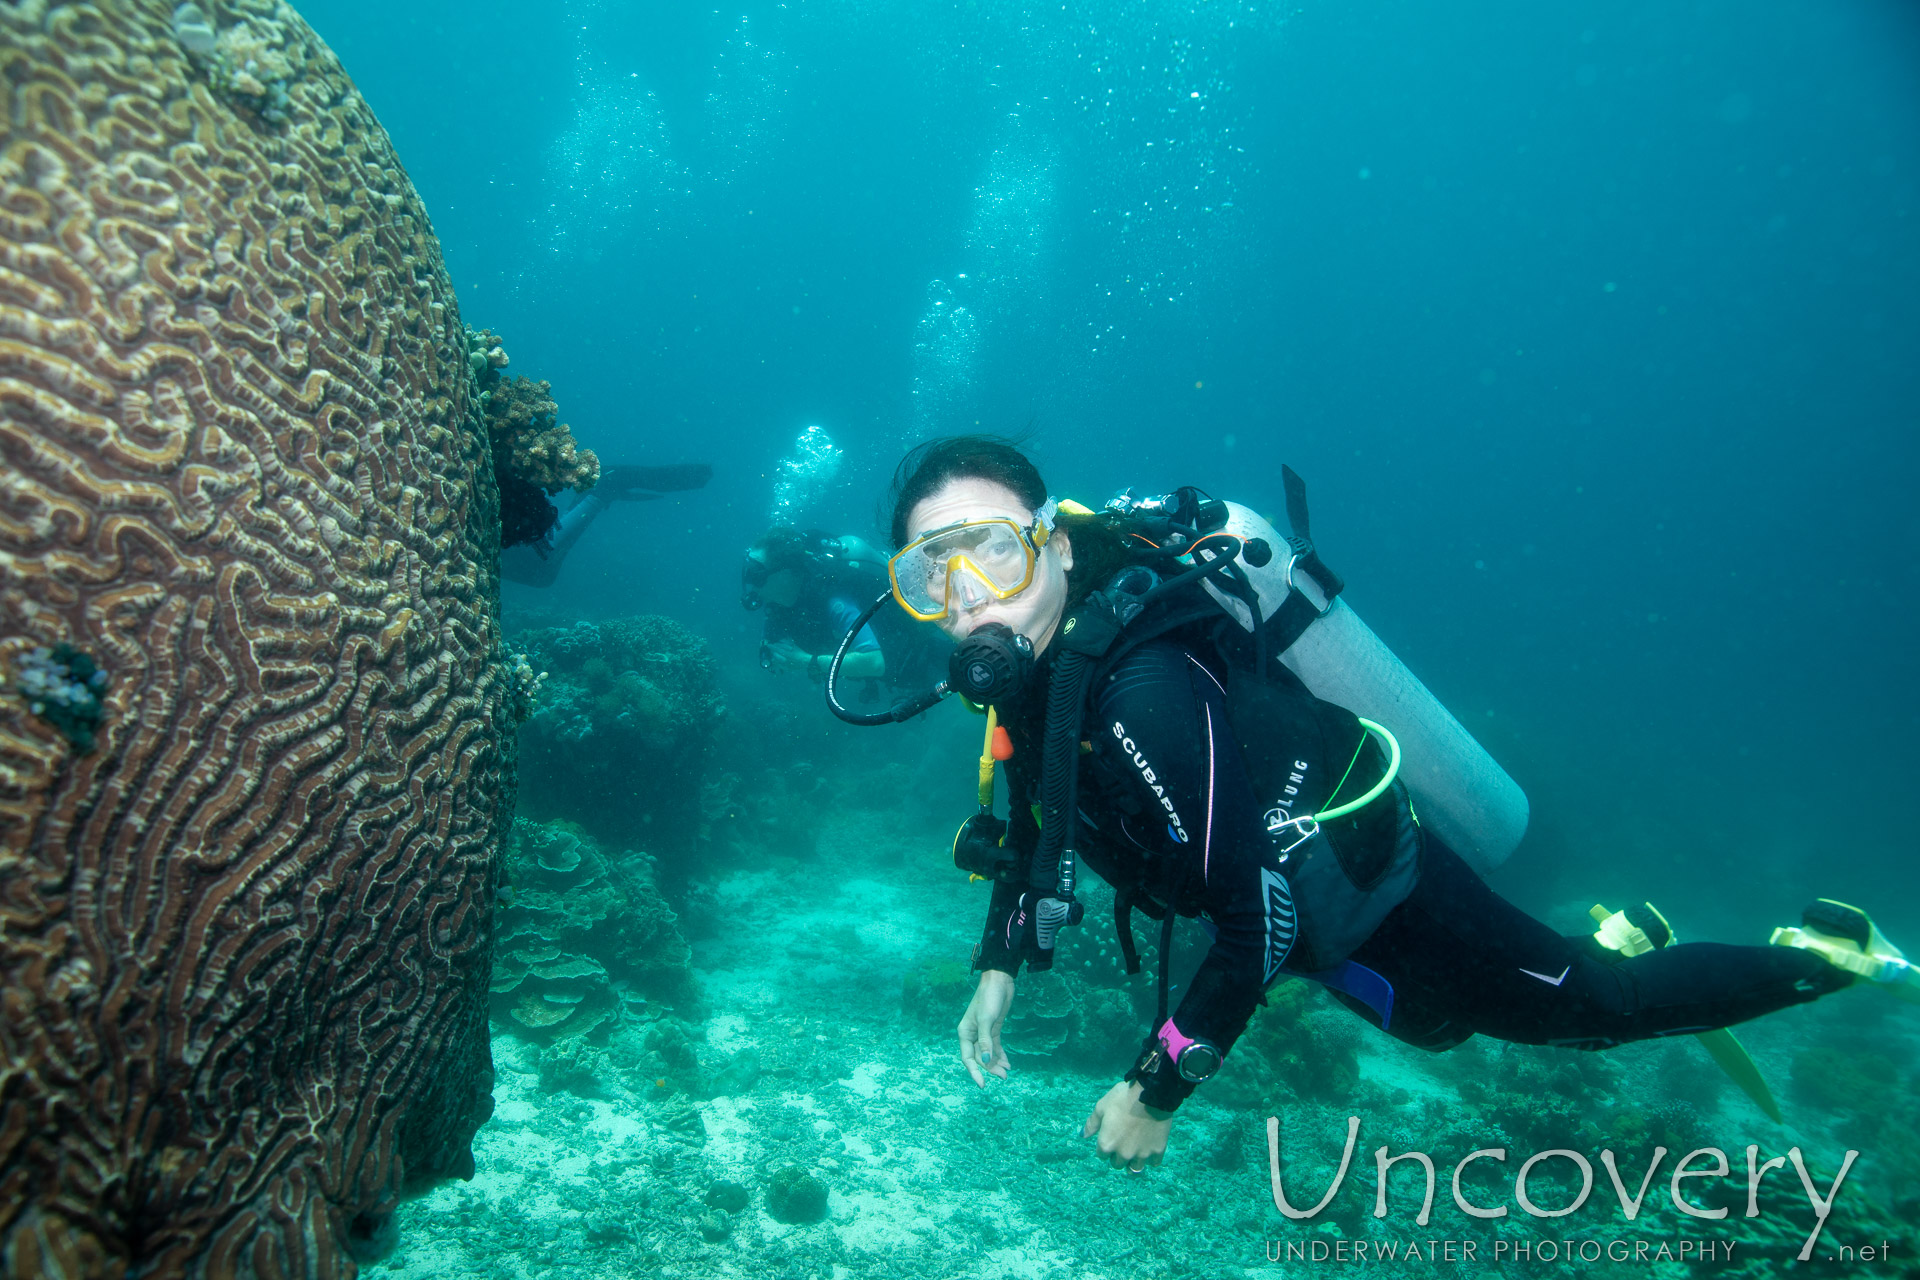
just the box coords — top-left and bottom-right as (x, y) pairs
(502, 463), (714, 589)
(741, 525), (946, 697)
(869, 436), (1914, 1174)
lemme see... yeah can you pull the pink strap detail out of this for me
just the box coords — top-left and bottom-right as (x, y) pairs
(1202, 702), (1216, 884)
(1156, 1018), (1197, 1060)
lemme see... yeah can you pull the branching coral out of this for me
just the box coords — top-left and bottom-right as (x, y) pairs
(502, 644), (548, 725)
(488, 376), (601, 493)
(461, 326), (599, 547)
(467, 326), (512, 378)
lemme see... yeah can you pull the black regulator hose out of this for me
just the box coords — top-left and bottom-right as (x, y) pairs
(1137, 532), (1246, 610)
(1031, 647), (1093, 897)
(825, 590), (949, 726)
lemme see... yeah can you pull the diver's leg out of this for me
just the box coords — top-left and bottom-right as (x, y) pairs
(543, 490), (610, 562)
(1539, 941), (1850, 1046)
(500, 491), (608, 588)
(1337, 839), (1849, 1051)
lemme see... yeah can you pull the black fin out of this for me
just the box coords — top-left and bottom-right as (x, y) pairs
(604, 462), (713, 493)
(1803, 900), (1872, 949)
(1626, 903), (1673, 949)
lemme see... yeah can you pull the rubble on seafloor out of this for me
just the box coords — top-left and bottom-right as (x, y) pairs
(368, 808), (1920, 1279)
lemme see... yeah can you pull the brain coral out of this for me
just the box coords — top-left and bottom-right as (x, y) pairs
(0, 3), (514, 1275)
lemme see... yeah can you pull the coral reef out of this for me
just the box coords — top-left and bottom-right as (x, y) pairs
(900, 941), (1142, 1075)
(698, 739), (831, 857)
(996, 963), (1145, 1071)
(9, 646), (107, 752)
(503, 644), (549, 725)
(487, 375), (601, 494)
(362, 813), (1920, 1279)
(1791, 1041), (1900, 1116)
(502, 642), (549, 725)
(462, 326), (599, 548)
(0, 2), (515, 1272)
(765, 1167), (831, 1225)
(173, 2), (304, 123)
(1207, 979), (1363, 1109)
(514, 617), (723, 872)
(900, 957), (976, 1027)
(1788, 1036), (1920, 1220)
(490, 819), (696, 1041)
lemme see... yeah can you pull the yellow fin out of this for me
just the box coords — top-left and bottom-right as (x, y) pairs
(1694, 1028), (1782, 1124)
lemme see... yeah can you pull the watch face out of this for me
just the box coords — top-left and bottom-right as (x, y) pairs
(1177, 1042), (1223, 1083)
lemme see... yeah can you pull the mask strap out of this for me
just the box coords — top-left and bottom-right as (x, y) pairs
(1032, 497), (1060, 547)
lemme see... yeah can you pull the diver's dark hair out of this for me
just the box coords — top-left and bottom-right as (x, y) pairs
(884, 434), (1136, 606)
(885, 436), (1047, 549)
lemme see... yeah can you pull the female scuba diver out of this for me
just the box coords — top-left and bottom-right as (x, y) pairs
(862, 436), (1916, 1175)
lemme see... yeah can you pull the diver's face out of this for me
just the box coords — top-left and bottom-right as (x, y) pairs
(905, 476), (1074, 653)
(761, 567), (803, 609)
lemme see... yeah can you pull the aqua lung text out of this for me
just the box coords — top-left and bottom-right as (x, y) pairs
(1261, 760), (1310, 837)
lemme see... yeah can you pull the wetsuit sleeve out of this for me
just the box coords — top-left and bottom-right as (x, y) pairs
(1089, 641), (1276, 1112)
(972, 802), (1042, 977)
(972, 877), (1028, 976)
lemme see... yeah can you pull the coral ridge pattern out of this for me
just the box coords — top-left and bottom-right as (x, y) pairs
(0, 1), (514, 1275)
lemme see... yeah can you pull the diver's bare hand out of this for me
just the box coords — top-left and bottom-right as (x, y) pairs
(958, 970), (1014, 1086)
(765, 639), (809, 672)
(1082, 1080), (1172, 1172)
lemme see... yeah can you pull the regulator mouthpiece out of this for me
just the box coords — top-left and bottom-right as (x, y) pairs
(949, 623), (1033, 704)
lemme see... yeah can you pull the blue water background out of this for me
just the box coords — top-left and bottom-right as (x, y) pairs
(300, 0), (1918, 932)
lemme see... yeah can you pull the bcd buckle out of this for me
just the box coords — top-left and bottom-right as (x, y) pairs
(1268, 814), (1320, 854)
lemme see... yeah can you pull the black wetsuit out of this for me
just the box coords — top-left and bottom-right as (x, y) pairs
(974, 636), (1850, 1112)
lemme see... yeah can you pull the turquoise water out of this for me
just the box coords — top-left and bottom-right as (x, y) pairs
(296, 1), (1919, 1275)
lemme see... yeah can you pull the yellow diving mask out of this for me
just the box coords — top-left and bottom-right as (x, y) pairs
(888, 499), (1059, 622)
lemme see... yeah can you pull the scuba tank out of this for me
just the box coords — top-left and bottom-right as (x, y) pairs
(1172, 488), (1527, 873)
